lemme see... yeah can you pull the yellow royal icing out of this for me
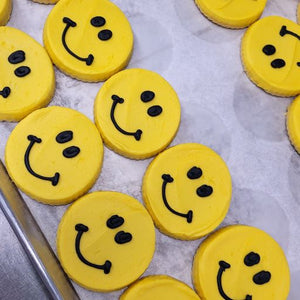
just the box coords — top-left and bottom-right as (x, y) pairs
(43, 0), (133, 82)
(94, 68), (181, 159)
(0, 27), (55, 121)
(142, 143), (232, 240)
(0, 0), (11, 25)
(5, 106), (103, 205)
(242, 16), (300, 97)
(120, 275), (201, 300)
(193, 225), (290, 300)
(195, 0), (267, 29)
(57, 191), (156, 292)
(286, 95), (300, 153)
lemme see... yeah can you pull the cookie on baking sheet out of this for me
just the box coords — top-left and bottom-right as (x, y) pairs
(242, 16), (300, 97)
(195, 0), (267, 29)
(142, 143), (232, 240)
(57, 191), (155, 292)
(94, 69), (181, 159)
(43, 0), (133, 81)
(120, 275), (201, 300)
(0, 27), (55, 121)
(5, 106), (103, 205)
(0, 0), (12, 25)
(192, 225), (290, 300)
(286, 95), (300, 153)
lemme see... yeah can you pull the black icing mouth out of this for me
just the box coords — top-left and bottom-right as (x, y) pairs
(62, 17), (94, 66)
(0, 87), (11, 98)
(110, 95), (143, 141)
(280, 25), (300, 41)
(161, 174), (193, 223)
(75, 223), (112, 274)
(217, 261), (252, 300)
(24, 135), (60, 186)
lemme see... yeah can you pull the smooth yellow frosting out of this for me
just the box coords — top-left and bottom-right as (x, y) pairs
(0, 27), (55, 121)
(0, 0), (11, 25)
(142, 143), (232, 240)
(57, 191), (156, 292)
(193, 225), (290, 300)
(94, 68), (181, 159)
(5, 106), (103, 205)
(241, 16), (300, 97)
(120, 275), (201, 300)
(195, 0), (267, 29)
(286, 95), (300, 153)
(43, 0), (133, 82)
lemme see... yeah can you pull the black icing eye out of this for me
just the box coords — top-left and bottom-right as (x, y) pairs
(90, 16), (106, 27)
(147, 105), (162, 117)
(56, 130), (73, 143)
(262, 44), (276, 56)
(271, 58), (286, 69)
(63, 146), (80, 158)
(141, 91), (155, 103)
(14, 66), (31, 77)
(106, 215), (124, 229)
(253, 271), (271, 285)
(197, 185), (213, 197)
(187, 166), (202, 179)
(297, 62), (300, 67)
(115, 231), (132, 244)
(244, 252), (260, 266)
(8, 50), (25, 64)
(98, 29), (112, 41)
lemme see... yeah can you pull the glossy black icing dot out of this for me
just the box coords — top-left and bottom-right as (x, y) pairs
(244, 252), (260, 266)
(63, 146), (80, 158)
(8, 50), (25, 64)
(98, 29), (112, 41)
(140, 91), (155, 103)
(253, 271), (271, 285)
(187, 166), (202, 179)
(14, 66), (31, 77)
(56, 130), (73, 144)
(297, 62), (300, 67)
(106, 215), (124, 229)
(90, 16), (106, 27)
(114, 231), (132, 244)
(271, 58), (285, 69)
(262, 44), (276, 56)
(197, 185), (213, 197)
(147, 105), (162, 117)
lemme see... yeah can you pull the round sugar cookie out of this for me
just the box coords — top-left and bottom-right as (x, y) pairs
(242, 16), (300, 97)
(142, 143), (232, 240)
(0, 27), (55, 121)
(120, 275), (201, 300)
(192, 225), (290, 300)
(0, 0), (12, 25)
(43, 0), (133, 82)
(286, 95), (300, 153)
(94, 69), (181, 159)
(5, 106), (103, 205)
(57, 191), (155, 292)
(195, 0), (267, 29)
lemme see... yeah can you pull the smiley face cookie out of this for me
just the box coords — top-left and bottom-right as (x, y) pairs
(142, 143), (232, 240)
(43, 0), (133, 82)
(94, 69), (181, 159)
(0, 27), (55, 121)
(5, 106), (103, 205)
(0, 0), (12, 25)
(193, 225), (290, 300)
(242, 16), (300, 97)
(57, 191), (155, 292)
(195, 0), (267, 29)
(120, 275), (201, 300)
(286, 95), (300, 153)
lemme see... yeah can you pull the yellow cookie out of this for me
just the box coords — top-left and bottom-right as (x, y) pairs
(142, 143), (232, 240)
(57, 191), (155, 292)
(5, 106), (103, 205)
(242, 16), (300, 97)
(94, 69), (181, 159)
(0, 0), (12, 25)
(0, 27), (55, 121)
(195, 0), (267, 29)
(193, 225), (290, 300)
(286, 95), (300, 153)
(43, 0), (133, 82)
(120, 275), (201, 300)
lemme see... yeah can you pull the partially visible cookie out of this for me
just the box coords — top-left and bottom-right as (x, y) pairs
(0, 0), (12, 26)
(286, 95), (300, 153)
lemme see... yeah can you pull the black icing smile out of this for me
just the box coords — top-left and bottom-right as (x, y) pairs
(62, 17), (94, 66)
(110, 95), (143, 141)
(25, 135), (60, 186)
(0, 86), (11, 98)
